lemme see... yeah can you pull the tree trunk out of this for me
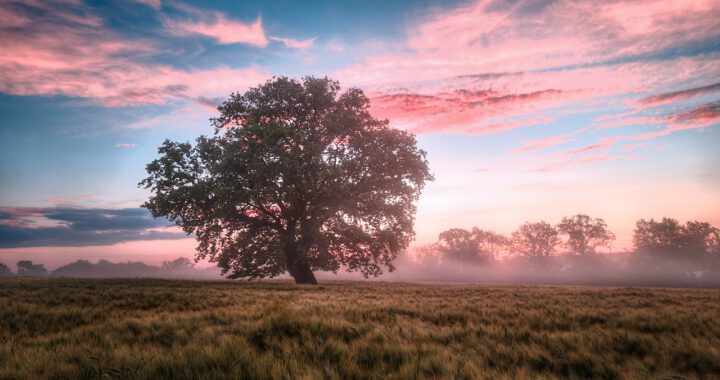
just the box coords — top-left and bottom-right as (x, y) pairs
(284, 243), (318, 285)
(288, 259), (318, 285)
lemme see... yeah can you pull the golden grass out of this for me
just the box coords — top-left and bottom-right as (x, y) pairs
(0, 278), (718, 379)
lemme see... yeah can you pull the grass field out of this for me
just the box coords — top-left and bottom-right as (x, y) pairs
(0, 278), (718, 379)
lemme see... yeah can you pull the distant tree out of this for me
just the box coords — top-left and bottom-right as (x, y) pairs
(556, 214), (615, 255)
(162, 257), (196, 271)
(437, 228), (484, 263)
(633, 218), (685, 256)
(472, 228), (510, 260)
(511, 221), (560, 266)
(684, 221), (720, 255)
(16, 260), (47, 276)
(0, 262), (13, 276)
(407, 243), (443, 267)
(635, 218), (720, 258)
(141, 77), (433, 284)
(436, 227), (508, 264)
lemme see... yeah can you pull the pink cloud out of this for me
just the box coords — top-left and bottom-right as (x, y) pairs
(513, 128), (589, 154)
(369, 88), (570, 134)
(532, 154), (613, 172)
(622, 143), (645, 151)
(596, 116), (661, 130)
(523, 100), (719, 172)
(616, 101), (720, 141)
(337, 0), (718, 86)
(637, 82), (720, 107)
(326, 39), (345, 53)
(270, 36), (317, 49)
(0, 2), (269, 107)
(130, 0), (161, 9)
(167, 13), (267, 47)
(329, 0), (720, 136)
(671, 101), (720, 125)
(511, 133), (628, 172)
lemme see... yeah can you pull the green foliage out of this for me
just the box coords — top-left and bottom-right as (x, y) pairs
(140, 77), (432, 283)
(557, 214), (615, 255)
(0, 278), (718, 379)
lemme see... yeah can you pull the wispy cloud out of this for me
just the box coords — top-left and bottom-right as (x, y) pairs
(0, 1), (269, 107)
(130, 0), (161, 10)
(512, 128), (587, 154)
(326, 39), (345, 53)
(369, 88), (567, 134)
(270, 36), (317, 49)
(115, 143), (137, 148)
(328, 0), (720, 138)
(166, 13), (268, 47)
(637, 82), (720, 107)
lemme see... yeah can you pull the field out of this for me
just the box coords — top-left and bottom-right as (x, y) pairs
(0, 278), (718, 379)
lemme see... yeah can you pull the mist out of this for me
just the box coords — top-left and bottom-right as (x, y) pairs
(2, 250), (717, 289)
(368, 251), (720, 288)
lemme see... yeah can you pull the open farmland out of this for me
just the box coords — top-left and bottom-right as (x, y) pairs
(0, 278), (718, 379)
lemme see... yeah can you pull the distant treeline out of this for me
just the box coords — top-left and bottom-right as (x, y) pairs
(402, 215), (720, 287)
(0, 257), (220, 279)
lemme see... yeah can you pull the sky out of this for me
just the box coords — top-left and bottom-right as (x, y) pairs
(0, 0), (719, 268)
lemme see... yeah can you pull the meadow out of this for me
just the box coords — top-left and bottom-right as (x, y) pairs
(0, 278), (718, 379)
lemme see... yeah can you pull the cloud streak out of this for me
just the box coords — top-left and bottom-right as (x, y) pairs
(637, 82), (720, 107)
(166, 14), (268, 47)
(270, 36), (317, 49)
(513, 129), (587, 154)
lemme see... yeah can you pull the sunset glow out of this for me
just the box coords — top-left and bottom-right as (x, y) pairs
(1, 0), (718, 267)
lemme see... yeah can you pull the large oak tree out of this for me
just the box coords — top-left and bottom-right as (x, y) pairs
(140, 77), (432, 284)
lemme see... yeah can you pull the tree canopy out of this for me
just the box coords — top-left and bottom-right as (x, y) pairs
(511, 221), (560, 266)
(556, 214), (615, 255)
(436, 227), (508, 264)
(16, 260), (47, 276)
(141, 77), (432, 284)
(161, 257), (196, 272)
(634, 218), (720, 258)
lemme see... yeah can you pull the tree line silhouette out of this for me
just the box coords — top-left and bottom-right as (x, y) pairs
(404, 214), (719, 287)
(428, 214), (718, 264)
(0, 257), (207, 278)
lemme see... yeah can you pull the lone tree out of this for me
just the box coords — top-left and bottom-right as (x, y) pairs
(141, 77), (432, 284)
(511, 221), (560, 267)
(556, 214), (615, 255)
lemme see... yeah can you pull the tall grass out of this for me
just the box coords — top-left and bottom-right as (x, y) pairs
(0, 278), (718, 379)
